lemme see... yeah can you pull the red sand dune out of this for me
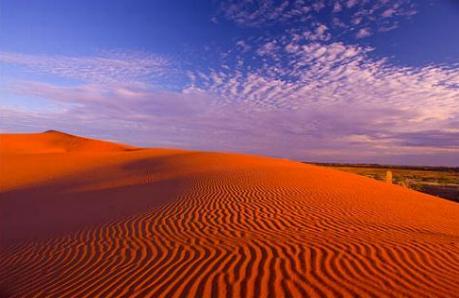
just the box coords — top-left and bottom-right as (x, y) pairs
(1, 131), (458, 297)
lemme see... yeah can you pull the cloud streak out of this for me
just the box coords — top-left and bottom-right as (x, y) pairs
(0, 50), (171, 85)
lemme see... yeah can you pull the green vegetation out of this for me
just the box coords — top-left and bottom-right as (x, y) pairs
(307, 163), (459, 202)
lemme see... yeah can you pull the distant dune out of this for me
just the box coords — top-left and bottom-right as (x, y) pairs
(1, 131), (458, 297)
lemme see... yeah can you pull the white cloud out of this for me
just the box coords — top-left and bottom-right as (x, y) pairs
(256, 41), (278, 56)
(218, 0), (417, 38)
(236, 40), (251, 52)
(181, 36), (459, 162)
(382, 8), (397, 18)
(304, 24), (331, 41)
(356, 27), (372, 38)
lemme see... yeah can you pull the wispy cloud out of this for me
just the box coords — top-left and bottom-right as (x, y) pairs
(3, 39), (458, 165)
(191, 39), (459, 120)
(183, 33), (459, 163)
(355, 27), (372, 39)
(0, 50), (171, 85)
(217, 0), (417, 39)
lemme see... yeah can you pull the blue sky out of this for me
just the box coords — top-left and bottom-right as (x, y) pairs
(1, 0), (459, 165)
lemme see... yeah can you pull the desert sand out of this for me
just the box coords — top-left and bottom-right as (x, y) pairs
(1, 131), (458, 297)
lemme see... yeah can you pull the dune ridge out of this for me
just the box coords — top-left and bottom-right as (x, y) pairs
(1, 131), (458, 297)
(0, 130), (133, 155)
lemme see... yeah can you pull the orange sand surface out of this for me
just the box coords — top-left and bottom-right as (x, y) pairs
(1, 131), (458, 297)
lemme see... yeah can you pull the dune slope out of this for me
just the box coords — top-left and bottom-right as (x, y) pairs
(1, 132), (458, 297)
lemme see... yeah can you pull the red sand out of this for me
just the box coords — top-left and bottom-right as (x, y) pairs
(1, 131), (458, 297)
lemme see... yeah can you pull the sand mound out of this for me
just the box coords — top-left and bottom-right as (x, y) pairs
(0, 130), (133, 155)
(1, 132), (458, 297)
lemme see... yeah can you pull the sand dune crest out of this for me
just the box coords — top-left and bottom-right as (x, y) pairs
(0, 130), (133, 155)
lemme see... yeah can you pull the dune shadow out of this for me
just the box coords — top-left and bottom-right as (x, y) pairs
(0, 176), (191, 249)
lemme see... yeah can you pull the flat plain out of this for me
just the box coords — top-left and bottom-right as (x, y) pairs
(310, 163), (459, 202)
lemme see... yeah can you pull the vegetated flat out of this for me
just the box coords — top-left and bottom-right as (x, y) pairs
(1, 131), (458, 297)
(309, 163), (459, 202)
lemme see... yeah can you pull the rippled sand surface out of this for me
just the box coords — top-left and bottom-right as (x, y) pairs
(1, 131), (458, 297)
